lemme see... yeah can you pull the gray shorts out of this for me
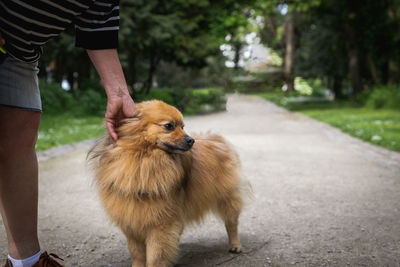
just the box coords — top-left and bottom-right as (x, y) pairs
(0, 55), (41, 112)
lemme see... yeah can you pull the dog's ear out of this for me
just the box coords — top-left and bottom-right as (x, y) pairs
(117, 115), (144, 139)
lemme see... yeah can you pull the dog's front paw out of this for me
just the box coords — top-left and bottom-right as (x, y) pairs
(229, 244), (242, 254)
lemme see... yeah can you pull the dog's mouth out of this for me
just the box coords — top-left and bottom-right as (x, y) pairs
(162, 142), (192, 154)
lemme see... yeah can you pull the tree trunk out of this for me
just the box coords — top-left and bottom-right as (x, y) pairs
(381, 61), (389, 85)
(345, 12), (364, 95)
(367, 54), (380, 85)
(143, 53), (159, 95)
(127, 52), (137, 89)
(333, 74), (343, 99)
(284, 12), (295, 92)
(233, 42), (242, 69)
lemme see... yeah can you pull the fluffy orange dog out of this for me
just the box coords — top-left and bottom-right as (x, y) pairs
(88, 100), (248, 267)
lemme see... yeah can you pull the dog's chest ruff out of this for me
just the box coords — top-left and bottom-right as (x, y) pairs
(126, 152), (192, 199)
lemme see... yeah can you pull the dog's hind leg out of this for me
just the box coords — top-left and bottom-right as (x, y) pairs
(126, 237), (146, 267)
(216, 191), (243, 254)
(145, 222), (183, 267)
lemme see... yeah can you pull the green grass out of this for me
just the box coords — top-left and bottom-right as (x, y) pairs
(257, 92), (400, 152)
(37, 113), (105, 151)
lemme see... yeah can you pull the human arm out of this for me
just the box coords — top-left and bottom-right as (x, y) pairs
(87, 49), (136, 141)
(74, 1), (133, 140)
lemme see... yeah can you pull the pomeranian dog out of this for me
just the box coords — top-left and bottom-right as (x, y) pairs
(88, 100), (249, 267)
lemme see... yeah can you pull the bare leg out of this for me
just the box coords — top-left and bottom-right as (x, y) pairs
(0, 107), (41, 259)
(146, 223), (182, 267)
(126, 236), (146, 267)
(216, 192), (243, 253)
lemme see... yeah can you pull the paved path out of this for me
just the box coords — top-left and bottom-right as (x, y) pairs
(1, 95), (400, 266)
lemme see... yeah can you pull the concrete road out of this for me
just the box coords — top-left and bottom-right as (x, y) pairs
(1, 95), (400, 266)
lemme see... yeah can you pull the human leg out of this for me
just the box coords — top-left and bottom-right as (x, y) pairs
(0, 106), (41, 259)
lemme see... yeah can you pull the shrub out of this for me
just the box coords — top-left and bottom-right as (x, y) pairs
(76, 89), (107, 115)
(40, 80), (107, 115)
(365, 85), (400, 110)
(135, 87), (226, 115)
(79, 78), (104, 92)
(184, 88), (226, 115)
(136, 89), (175, 105)
(40, 79), (227, 117)
(39, 80), (75, 113)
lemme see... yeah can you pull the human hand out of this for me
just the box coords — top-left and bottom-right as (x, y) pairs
(105, 93), (136, 142)
(86, 49), (136, 142)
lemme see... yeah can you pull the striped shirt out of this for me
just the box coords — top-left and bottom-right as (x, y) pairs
(0, 0), (119, 63)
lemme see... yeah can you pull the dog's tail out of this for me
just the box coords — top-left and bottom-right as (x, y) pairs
(239, 177), (254, 204)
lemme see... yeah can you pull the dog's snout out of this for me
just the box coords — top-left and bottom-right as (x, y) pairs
(184, 136), (195, 147)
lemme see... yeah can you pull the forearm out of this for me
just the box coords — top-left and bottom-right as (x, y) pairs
(87, 49), (135, 141)
(86, 49), (130, 98)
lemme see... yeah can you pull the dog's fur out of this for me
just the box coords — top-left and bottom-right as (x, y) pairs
(88, 100), (247, 267)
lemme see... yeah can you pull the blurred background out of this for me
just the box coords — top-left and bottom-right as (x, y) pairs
(36, 0), (400, 153)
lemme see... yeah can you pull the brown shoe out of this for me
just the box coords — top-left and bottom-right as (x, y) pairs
(32, 252), (64, 267)
(3, 259), (12, 267)
(3, 251), (63, 267)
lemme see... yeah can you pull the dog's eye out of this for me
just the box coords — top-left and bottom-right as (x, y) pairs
(164, 123), (174, 131)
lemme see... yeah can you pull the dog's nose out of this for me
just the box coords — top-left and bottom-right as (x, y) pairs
(184, 136), (195, 147)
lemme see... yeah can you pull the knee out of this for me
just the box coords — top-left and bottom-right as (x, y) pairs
(0, 137), (38, 164)
(0, 112), (40, 159)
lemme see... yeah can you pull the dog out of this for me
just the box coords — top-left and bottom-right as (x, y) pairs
(88, 100), (249, 267)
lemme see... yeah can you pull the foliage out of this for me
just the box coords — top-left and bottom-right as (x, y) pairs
(365, 86), (400, 110)
(75, 89), (107, 115)
(38, 82), (227, 151)
(35, 0), (400, 134)
(255, 0), (400, 99)
(135, 89), (175, 106)
(135, 87), (226, 115)
(39, 80), (107, 116)
(40, 78), (226, 118)
(258, 85), (400, 111)
(184, 88), (226, 115)
(294, 77), (312, 95)
(38, 0), (256, 95)
(39, 81), (76, 114)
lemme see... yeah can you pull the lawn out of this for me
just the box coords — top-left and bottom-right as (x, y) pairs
(36, 113), (105, 151)
(257, 92), (400, 152)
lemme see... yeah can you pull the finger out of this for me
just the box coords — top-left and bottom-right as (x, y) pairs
(106, 121), (118, 142)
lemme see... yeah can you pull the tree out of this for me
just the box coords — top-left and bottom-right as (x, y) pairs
(284, 11), (295, 92)
(258, 0), (400, 97)
(119, 0), (254, 94)
(258, 0), (320, 92)
(40, 0), (254, 95)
